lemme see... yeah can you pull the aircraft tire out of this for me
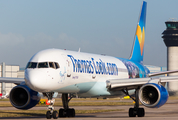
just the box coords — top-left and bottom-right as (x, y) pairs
(59, 109), (66, 117)
(137, 108), (145, 117)
(66, 108), (75, 117)
(52, 111), (58, 119)
(46, 111), (52, 119)
(129, 108), (136, 117)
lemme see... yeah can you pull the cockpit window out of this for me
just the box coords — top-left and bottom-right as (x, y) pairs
(26, 62), (37, 68)
(55, 62), (60, 69)
(38, 62), (48, 68)
(49, 62), (55, 69)
(26, 61), (59, 69)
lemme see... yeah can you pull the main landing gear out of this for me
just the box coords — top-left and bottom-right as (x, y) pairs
(45, 93), (75, 119)
(122, 88), (145, 117)
(59, 93), (75, 117)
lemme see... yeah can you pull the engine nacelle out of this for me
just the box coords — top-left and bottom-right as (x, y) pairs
(139, 83), (169, 108)
(9, 85), (40, 110)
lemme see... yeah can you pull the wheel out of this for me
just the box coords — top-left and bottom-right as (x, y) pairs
(137, 108), (145, 117)
(59, 108), (66, 117)
(46, 111), (52, 119)
(71, 108), (75, 117)
(66, 108), (75, 117)
(52, 111), (58, 119)
(129, 108), (136, 117)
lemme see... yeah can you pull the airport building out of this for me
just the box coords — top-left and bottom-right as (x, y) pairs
(0, 62), (24, 96)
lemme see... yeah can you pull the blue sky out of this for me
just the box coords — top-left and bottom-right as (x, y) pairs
(0, 0), (177, 67)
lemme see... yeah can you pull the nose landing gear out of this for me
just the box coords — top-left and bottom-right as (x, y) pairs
(44, 93), (75, 119)
(45, 92), (58, 119)
(46, 110), (58, 119)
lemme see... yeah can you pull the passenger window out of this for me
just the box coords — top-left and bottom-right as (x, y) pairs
(55, 62), (60, 69)
(38, 62), (48, 68)
(26, 62), (37, 68)
(49, 62), (55, 69)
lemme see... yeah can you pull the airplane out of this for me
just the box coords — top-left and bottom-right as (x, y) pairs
(1, 1), (178, 119)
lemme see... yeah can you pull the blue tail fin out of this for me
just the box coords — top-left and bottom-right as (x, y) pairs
(129, 1), (147, 64)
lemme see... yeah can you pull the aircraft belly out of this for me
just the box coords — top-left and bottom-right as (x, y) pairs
(54, 72), (96, 93)
(75, 82), (96, 93)
(78, 82), (110, 97)
(78, 82), (125, 98)
(54, 84), (80, 93)
(54, 82), (96, 93)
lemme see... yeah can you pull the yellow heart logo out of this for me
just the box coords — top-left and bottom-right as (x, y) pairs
(136, 25), (145, 56)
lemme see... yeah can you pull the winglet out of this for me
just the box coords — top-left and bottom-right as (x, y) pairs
(129, 1), (147, 64)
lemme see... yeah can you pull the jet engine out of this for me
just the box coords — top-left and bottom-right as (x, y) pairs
(139, 83), (168, 108)
(9, 85), (40, 110)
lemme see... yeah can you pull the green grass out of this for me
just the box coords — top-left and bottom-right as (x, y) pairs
(37, 101), (134, 106)
(0, 110), (46, 117)
(0, 98), (127, 117)
(0, 102), (12, 107)
(0, 109), (123, 117)
(63, 102), (133, 106)
(38, 98), (134, 106)
(67, 98), (125, 101)
(0, 98), (134, 107)
(0, 101), (134, 107)
(0, 98), (9, 101)
(168, 96), (178, 100)
(76, 109), (123, 114)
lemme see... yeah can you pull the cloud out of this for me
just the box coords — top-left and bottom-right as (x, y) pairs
(0, 32), (24, 46)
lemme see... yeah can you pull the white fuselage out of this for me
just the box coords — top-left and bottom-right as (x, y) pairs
(25, 49), (146, 97)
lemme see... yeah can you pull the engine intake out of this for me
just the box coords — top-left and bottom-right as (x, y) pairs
(139, 83), (168, 108)
(10, 85), (40, 110)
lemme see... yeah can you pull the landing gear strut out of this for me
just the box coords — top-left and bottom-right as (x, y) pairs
(122, 88), (145, 117)
(45, 92), (58, 119)
(59, 93), (75, 117)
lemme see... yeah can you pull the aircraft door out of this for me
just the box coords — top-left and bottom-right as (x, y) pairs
(62, 54), (72, 78)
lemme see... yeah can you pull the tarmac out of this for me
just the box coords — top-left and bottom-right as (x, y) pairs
(0, 99), (178, 120)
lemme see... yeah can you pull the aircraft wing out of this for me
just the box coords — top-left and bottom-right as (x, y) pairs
(0, 77), (24, 84)
(106, 76), (178, 90)
(148, 70), (178, 77)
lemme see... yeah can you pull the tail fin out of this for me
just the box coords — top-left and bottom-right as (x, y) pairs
(129, 1), (147, 64)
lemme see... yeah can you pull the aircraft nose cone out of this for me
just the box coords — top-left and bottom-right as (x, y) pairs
(25, 70), (47, 92)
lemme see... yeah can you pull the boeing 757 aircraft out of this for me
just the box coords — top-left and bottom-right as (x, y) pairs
(1, 1), (178, 119)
